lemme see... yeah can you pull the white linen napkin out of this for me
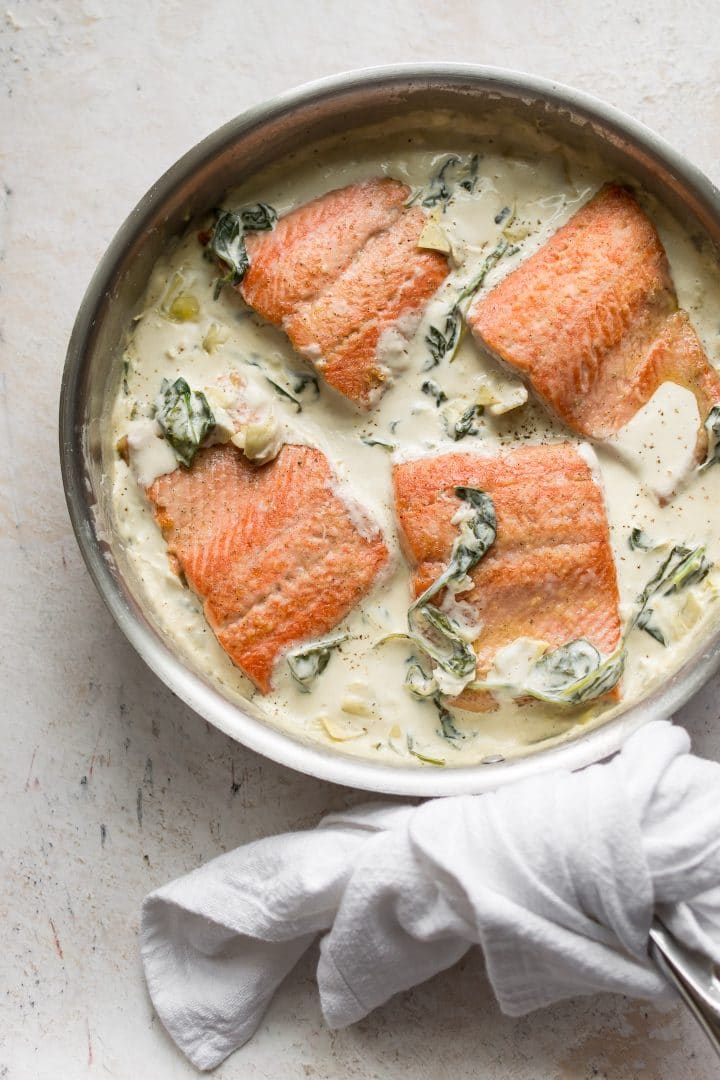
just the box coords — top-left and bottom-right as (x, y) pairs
(141, 720), (720, 1071)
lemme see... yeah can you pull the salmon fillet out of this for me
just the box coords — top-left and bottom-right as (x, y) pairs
(147, 443), (389, 692)
(392, 444), (621, 711)
(239, 178), (450, 408)
(468, 183), (720, 439)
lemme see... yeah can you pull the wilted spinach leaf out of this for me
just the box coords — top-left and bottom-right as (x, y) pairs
(155, 378), (215, 467)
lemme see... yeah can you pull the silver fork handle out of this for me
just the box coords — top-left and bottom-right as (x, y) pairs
(648, 917), (720, 1059)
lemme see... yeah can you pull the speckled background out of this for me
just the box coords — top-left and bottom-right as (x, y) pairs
(2, 2), (720, 1076)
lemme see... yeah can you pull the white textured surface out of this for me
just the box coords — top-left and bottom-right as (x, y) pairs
(2, 2), (720, 1077)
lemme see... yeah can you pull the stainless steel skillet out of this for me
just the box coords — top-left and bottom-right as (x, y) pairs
(59, 64), (720, 799)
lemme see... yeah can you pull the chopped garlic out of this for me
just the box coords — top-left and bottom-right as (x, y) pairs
(241, 414), (282, 464)
(474, 372), (528, 415)
(168, 293), (199, 323)
(205, 377), (283, 464)
(202, 321), (230, 353)
(418, 219), (452, 254)
(319, 713), (367, 741)
(340, 693), (371, 717)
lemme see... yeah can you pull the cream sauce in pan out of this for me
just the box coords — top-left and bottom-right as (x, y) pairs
(109, 121), (720, 767)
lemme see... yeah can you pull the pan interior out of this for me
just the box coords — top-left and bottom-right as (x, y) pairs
(61, 68), (720, 795)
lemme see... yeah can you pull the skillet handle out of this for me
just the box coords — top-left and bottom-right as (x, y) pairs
(648, 917), (720, 1059)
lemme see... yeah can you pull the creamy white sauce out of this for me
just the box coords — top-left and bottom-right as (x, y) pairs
(483, 638), (553, 704)
(124, 418), (177, 487)
(108, 117), (720, 768)
(604, 382), (701, 501)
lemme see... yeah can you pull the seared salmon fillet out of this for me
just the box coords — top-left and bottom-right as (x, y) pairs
(393, 444), (621, 710)
(468, 183), (720, 438)
(147, 443), (389, 692)
(239, 178), (450, 408)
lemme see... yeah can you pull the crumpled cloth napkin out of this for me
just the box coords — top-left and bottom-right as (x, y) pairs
(141, 720), (720, 1070)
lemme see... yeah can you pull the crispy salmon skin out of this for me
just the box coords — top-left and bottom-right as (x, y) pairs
(468, 183), (720, 438)
(146, 443), (389, 692)
(239, 178), (450, 408)
(393, 444), (622, 710)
